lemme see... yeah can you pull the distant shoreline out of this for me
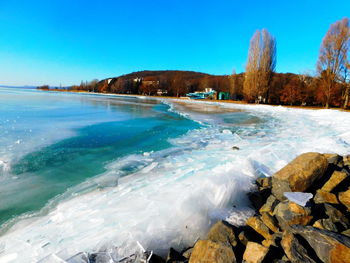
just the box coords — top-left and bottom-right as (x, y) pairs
(38, 88), (350, 112)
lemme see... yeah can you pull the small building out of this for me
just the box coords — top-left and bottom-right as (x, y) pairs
(217, 92), (230, 100)
(157, 89), (168, 96)
(186, 90), (216, 99)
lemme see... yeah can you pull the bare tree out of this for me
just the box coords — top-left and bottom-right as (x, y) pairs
(317, 18), (350, 108)
(243, 29), (276, 103)
(244, 31), (261, 102)
(229, 69), (237, 99)
(341, 62), (350, 109)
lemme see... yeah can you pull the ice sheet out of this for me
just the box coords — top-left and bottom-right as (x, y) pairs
(1, 100), (350, 262)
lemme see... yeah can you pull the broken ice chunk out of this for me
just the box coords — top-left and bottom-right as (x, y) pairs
(283, 192), (313, 207)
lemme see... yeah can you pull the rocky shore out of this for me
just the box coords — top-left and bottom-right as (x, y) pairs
(143, 152), (350, 263)
(63, 152), (350, 263)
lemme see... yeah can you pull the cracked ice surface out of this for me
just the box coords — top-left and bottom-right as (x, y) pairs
(1, 101), (350, 262)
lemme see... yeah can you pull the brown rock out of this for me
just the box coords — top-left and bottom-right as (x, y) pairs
(281, 231), (317, 263)
(242, 242), (269, 263)
(344, 155), (350, 166)
(320, 203), (349, 230)
(324, 153), (342, 165)
(259, 195), (279, 215)
(261, 232), (282, 247)
(246, 216), (273, 240)
(261, 212), (280, 233)
(256, 177), (272, 189)
(312, 219), (338, 232)
(189, 240), (236, 263)
(321, 170), (348, 192)
(339, 188), (350, 210)
(314, 190), (339, 204)
(182, 248), (193, 259)
(291, 225), (350, 263)
(273, 201), (313, 230)
(207, 221), (237, 247)
(341, 229), (350, 237)
(238, 228), (264, 247)
(272, 152), (328, 200)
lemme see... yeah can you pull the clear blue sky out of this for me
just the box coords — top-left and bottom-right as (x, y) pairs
(0, 0), (349, 86)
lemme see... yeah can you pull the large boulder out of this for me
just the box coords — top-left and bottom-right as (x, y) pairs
(273, 201), (313, 230)
(272, 153), (328, 200)
(207, 221), (237, 247)
(189, 240), (236, 263)
(291, 225), (350, 263)
(242, 242), (269, 263)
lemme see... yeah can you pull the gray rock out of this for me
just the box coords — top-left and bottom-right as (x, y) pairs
(281, 231), (317, 263)
(291, 225), (350, 263)
(313, 219), (338, 232)
(259, 195), (280, 215)
(273, 201), (313, 231)
(207, 220), (237, 247)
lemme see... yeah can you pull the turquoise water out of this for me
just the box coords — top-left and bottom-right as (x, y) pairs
(0, 88), (200, 226)
(2, 88), (350, 262)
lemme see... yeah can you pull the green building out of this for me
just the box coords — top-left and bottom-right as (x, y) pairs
(217, 92), (230, 100)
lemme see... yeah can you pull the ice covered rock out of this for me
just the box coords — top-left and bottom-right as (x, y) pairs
(283, 192), (313, 207)
(222, 129), (232, 135)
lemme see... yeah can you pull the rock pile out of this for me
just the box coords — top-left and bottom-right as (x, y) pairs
(149, 152), (350, 263)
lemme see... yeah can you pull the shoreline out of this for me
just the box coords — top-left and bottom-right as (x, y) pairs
(38, 88), (350, 112)
(63, 152), (350, 263)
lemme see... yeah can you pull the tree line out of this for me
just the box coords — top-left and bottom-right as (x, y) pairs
(40, 18), (349, 109)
